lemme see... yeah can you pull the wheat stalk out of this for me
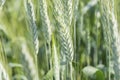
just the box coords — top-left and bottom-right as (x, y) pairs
(73, 0), (79, 79)
(52, 35), (60, 80)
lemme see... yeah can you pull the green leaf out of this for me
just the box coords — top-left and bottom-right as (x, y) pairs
(82, 66), (105, 80)
(42, 68), (54, 80)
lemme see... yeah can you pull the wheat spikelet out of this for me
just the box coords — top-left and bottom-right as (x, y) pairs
(100, 0), (120, 79)
(39, 0), (51, 42)
(25, 0), (39, 55)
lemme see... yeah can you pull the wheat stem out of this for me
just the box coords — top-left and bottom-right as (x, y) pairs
(52, 34), (60, 80)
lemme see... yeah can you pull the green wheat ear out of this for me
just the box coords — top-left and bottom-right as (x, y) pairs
(39, 0), (53, 71)
(52, 0), (74, 62)
(25, 0), (39, 55)
(24, 0), (39, 80)
(39, 0), (52, 42)
(52, 0), (74, 79)
(100, 0), (120, 79)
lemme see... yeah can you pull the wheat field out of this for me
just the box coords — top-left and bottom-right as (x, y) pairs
(0, 0), (120, 80)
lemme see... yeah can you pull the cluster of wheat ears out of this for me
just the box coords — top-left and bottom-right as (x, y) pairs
(0, 0), (120, 80)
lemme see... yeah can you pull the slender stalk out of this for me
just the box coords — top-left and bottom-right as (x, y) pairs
(73, 0), (79, 79)
(52, 34), (60, 80)
(87, 30), (90, 66)
(94, 11), (100, 66)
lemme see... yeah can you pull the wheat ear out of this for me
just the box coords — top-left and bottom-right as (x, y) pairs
(24, 0), (39, 79)
(39, 0), (51, 42)
(52, 0), (74, 79)
(25, 0), (39, 55)
(100, 0), (120, 79)
(39, 0), (53, 71)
